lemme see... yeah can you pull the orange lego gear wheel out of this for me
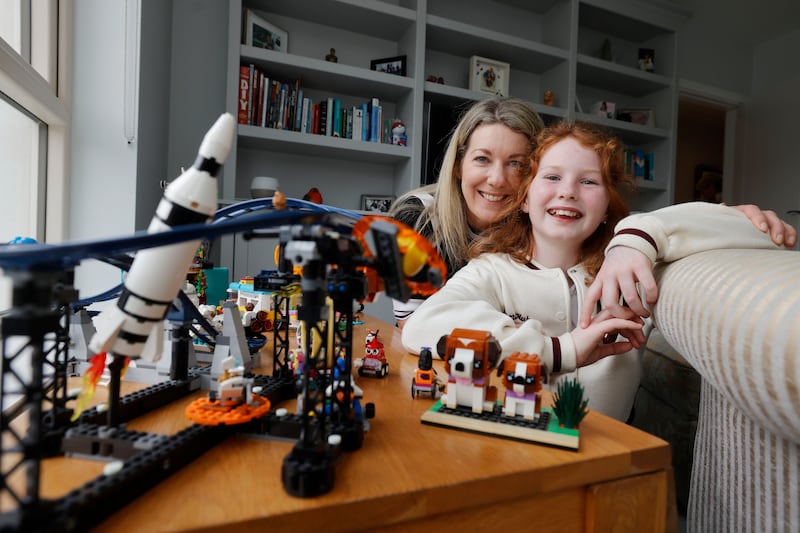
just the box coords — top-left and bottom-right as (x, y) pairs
(185, 394), (271, 425)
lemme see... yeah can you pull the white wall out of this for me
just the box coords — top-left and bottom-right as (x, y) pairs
(70, 0), (139, 299)
(742, 29), (800, 235)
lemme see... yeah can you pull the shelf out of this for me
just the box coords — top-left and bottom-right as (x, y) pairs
(579, 2), (672, 43)
(426, 15), (568, 73)
(245, 0), (416, 41)
(224, 0), (684, 279)
(237, 125), (411, 165)
(574, 112), (670, 144)
(576, 54), (671, 96)
(241, 47), (414, 101)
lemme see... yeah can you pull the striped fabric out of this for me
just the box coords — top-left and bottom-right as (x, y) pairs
(652, 249), (800, 533)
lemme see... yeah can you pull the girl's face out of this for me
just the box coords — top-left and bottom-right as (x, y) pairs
(459, 123), (530, 231)
(523, 137), (610, 256)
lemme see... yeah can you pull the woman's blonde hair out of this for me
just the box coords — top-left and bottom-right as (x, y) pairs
(390, 97), (544, 273)
(470, 120), (636, 281)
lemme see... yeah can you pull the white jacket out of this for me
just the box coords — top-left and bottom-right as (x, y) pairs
(401, 202), (780, 420)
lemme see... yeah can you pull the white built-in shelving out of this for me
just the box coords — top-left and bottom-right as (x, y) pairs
(221, 0), (689, 278)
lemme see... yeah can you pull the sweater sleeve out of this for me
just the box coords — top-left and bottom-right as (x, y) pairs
(606, 202), (780, 263)
(400, 257), (579, 373)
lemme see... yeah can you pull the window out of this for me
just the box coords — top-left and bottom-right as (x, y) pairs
(0, 0), (69, 243)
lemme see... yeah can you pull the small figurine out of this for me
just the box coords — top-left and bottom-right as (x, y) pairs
(241, 302), (257, 337)
(543, 90), (555, 106)
(391, 119), (407, 146)
(438, 328), (500, 413)
(272, 190), (287, 210)
(365, 329), (379, 346)
(303, 187), (323, 204)
(357, 335), (389, 378)
(426, 75), (444, 84)
(498, 352), (544, 420)
(411, 347), (443, 399)
(325, 48), (338, 62)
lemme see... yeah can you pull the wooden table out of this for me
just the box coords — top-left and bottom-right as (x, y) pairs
(36, 316), (675, 532)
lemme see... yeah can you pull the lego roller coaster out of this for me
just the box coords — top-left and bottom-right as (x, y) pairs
(0, 113), (446, 532)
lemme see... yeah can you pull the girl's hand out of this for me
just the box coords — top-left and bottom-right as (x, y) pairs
(572, 309), (644, 368)
(728, 203), (797, 247)
(580, 247), (656, 327)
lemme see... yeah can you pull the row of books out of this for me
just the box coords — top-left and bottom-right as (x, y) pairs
(625, 149), (655, 181)
(237, 63), (398, 144)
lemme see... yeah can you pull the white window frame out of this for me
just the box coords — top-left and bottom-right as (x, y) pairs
(0, 0), (71, 242)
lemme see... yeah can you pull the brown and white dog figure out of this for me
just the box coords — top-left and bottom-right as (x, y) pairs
(436, 329), (501, 413)
(499, 352), (545, 420)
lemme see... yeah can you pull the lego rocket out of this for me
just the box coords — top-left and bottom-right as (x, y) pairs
(89, 113), (234, 361)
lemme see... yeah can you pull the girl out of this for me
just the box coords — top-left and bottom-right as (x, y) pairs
(401, 121), (785, 421)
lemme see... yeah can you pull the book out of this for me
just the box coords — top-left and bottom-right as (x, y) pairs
(353, 106), (363, 141)
(311, 103), (320, 134)
(247, 64), (255, 125)
(301, 97), (311, 133)
(295, 89), (304, 131)
(325, 97), (334, 136)
(319, 100), (328, 136)
(370, 97), (381, 142)
(238, 65), (250, 125)
(332, 98), (342, 137)
(277, 84), (288, 130)
(633, 150), (645, 179)
(645, 152), (655, 180)
(361, 102), (369, 141)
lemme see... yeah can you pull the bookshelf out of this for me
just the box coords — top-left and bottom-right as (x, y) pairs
(221, 0), (689, 280)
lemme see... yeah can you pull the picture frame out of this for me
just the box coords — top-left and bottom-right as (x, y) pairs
(244, 9), (288, 53)
(360, 195), (395, 213)
(469, 55), (510, 97)
(370, 55), (406, 77)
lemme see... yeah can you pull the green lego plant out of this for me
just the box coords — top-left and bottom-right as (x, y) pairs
(552, 377), (589, 429)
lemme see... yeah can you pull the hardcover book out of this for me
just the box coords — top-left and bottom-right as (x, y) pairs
(238, 65), (250, 125)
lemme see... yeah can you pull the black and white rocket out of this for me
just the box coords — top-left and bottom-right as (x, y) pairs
(89, 112), (235, 361)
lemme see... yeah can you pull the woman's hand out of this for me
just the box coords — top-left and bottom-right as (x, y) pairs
(729, 203), (797, 247)
(579, 247), (655, 327)
(572, 308), (644, 368)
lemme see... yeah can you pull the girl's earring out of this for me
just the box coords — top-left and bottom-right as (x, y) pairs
(602, 215), (608, 224)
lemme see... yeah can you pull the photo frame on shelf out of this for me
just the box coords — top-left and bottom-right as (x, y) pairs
(244, 9), (288, 53)
(617, 108), (655, 127)
(469, 56), (510, 97)
(370, 55), (407, 76)
(361, 195), (395, 213)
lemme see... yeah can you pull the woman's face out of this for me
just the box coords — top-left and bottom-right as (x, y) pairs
(524, 137), (610, 254)
(459, 123), (530, 231)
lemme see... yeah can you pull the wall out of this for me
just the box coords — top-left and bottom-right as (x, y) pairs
(70, 0), (140, 298)
(742, 29), (800, 235)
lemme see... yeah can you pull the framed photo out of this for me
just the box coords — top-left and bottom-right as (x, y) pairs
(361, 195), (394, 213)
(244, 9), (288, 53)
(469, 55), (510, 97)
(370, 55), (406, 77)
